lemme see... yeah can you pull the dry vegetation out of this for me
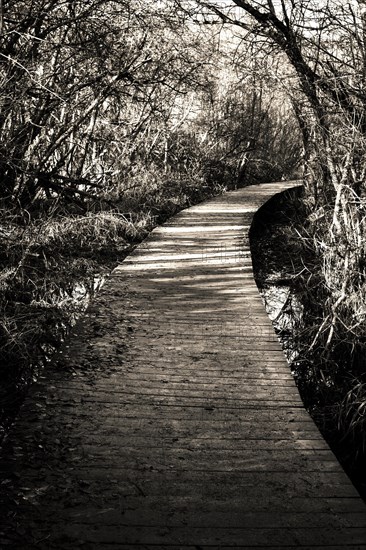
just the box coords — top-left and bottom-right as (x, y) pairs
(250, 188), (366, 499)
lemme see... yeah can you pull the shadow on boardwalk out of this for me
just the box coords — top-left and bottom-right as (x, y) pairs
(1, 182), (366, 549)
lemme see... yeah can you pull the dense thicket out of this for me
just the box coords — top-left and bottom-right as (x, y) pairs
(0, 0), (299, 210)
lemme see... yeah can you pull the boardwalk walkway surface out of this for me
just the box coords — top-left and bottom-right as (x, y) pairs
(1, 181), (366, 549)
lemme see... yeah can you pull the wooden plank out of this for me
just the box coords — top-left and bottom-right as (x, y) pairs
(26, 507), (366, 529)
(22, 523), (366, 546)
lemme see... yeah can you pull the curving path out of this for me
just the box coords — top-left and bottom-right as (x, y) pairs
(1, 181), (366, 549)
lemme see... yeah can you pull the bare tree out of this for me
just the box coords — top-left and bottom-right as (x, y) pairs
(0, 1), (215, 207)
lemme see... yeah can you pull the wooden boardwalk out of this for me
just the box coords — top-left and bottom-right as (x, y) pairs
(1, 181), (366, 549)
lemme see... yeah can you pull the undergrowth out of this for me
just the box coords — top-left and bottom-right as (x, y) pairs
(250, 187), (366, 501)
(0, 170), (226, 440)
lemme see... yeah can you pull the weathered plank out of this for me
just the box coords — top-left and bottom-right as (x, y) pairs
(1, 181), (366, 549)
